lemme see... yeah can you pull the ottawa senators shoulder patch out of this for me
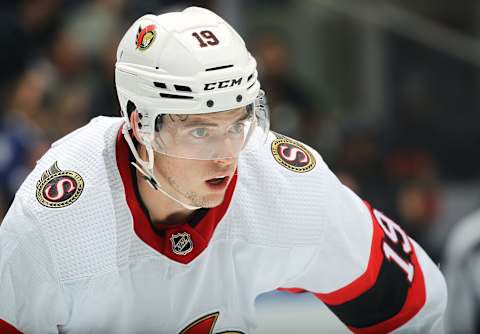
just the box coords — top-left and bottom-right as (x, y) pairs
(36, 161), (84, 208)
(271, 135), (316, 173)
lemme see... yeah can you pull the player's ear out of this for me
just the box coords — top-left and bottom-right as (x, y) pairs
(128, 106), (143, 144)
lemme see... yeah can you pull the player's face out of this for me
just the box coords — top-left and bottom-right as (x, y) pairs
(153, 109), (246, 208)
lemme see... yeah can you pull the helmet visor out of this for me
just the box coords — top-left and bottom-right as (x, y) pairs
(151, 105), (257, 160)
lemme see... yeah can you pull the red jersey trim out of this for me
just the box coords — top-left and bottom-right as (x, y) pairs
(0, 319), (22, 334)
(115, 128), (237, 264)
(279, 202), (426, 333)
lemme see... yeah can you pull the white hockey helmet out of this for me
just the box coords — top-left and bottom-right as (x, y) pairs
(115, 6), (269, 162)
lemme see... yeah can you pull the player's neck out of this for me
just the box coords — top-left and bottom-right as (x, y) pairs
(133, 145), (195, 226)
(136, 169), (195, 226)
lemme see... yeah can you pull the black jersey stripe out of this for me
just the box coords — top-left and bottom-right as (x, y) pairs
(324, 250), (411, 327)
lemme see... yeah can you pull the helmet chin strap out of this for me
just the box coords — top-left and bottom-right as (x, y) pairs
(122, 123), (201, 211)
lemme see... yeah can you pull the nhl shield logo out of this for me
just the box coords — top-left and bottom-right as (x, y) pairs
(170, 232), (193, 256)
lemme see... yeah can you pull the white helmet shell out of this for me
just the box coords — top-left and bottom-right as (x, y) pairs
(115, 6), (260, 142)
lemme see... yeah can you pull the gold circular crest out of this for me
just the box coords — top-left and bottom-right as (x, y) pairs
(36, 170), (84, 208)
(271, 138), (316, 173)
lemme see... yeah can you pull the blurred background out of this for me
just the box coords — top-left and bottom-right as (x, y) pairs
(1, 0), (480, 332)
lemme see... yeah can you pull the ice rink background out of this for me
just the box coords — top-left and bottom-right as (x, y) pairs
(254, 291), (350, 334)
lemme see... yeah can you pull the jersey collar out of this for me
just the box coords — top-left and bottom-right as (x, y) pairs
(115, 127), (237, 264)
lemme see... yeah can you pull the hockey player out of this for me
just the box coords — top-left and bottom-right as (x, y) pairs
(0, 7), (446, 334)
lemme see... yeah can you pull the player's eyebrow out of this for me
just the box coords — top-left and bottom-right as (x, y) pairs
(182, 111), (249, 128)
(182, 121), (219, 128)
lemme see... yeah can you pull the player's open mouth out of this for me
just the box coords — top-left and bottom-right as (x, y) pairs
(205, 176), (229, 190)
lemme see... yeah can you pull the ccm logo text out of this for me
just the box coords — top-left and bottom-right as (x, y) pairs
(204, 77), (242, 90)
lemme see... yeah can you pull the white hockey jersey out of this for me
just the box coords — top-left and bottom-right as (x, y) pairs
(0, 116), (446, 334)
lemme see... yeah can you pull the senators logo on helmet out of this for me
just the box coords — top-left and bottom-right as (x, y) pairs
(136, 24), (156, 50)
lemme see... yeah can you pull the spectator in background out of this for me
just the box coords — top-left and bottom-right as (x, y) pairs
(49, 83), (92, 139)
(384, 142), (443, 262)
(0, 0), (62, 112)
(443, 207), (480, 334)
(89, 36), (122, 118)
(334, 117), (443, 261)
(42, 0), (124, 124)
(0, 0), (99, 209)
(252, 32), (324, 147)
(335, 121), (388, 209)
(0, 67), (53, 205)
(395, 178), (442, 261)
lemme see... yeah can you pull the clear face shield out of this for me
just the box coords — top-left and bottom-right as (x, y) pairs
(149, 91), (270, 160)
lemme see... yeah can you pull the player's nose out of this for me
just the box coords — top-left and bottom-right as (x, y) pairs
(212, 157), (235, 166)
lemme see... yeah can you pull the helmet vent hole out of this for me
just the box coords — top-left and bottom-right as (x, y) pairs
(159, 93), (194, 99)
(154, 82), (167, 89)
(236, 95), (243, 102)
(207, 100), (214, 107)
(247, 73), (254, 82)
(153, 81), (167, 89)
(174, 85), (192, 92)
(205, 64), (234, 71)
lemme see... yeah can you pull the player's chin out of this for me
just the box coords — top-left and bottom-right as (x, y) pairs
(201, 193), (226, 208)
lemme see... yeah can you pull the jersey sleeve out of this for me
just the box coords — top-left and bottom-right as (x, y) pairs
(0, 197), (69, 334)
(279, 164), (447, 334)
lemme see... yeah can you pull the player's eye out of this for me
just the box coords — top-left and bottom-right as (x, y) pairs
(229, 122), (245, 135)
(190, 128), (209, 138)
